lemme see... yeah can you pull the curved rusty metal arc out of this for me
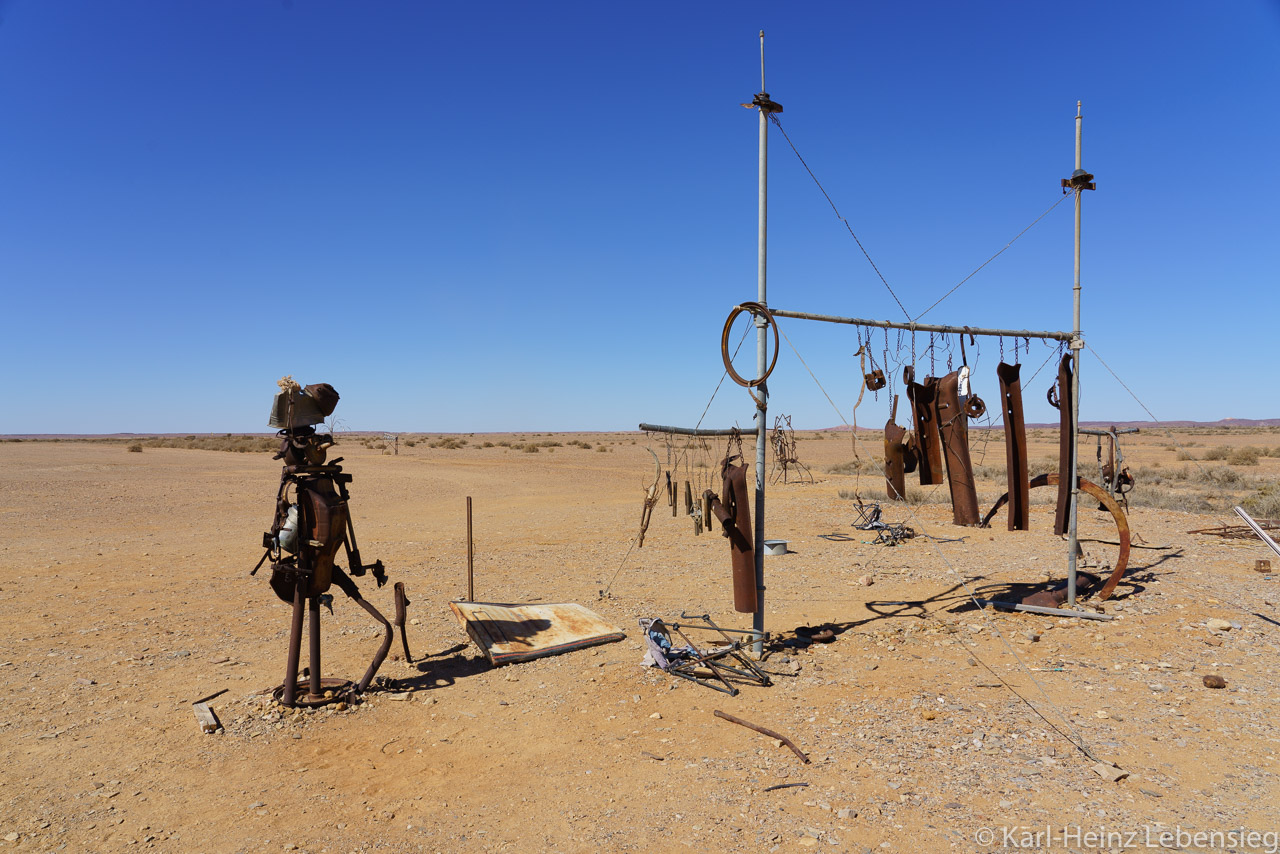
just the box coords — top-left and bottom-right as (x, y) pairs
(980, 472), (1131, 601)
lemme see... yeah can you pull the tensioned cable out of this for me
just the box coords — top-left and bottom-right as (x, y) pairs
(603, 325), (754, 599)
(912, 192), (1075, 322)
(1085, 341), (1235, 529)
(769, 114), (911, 321)
(775, 320), (1105, 762)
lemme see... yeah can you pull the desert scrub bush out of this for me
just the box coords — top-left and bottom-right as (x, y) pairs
(1203, 446), (1230, 461)
(1228, 447), (1260, 466)
(127, 443), (143, 453)
(838, 486), (930, 505)
(596, 445), (608, 452)
(522, 443), (540, 453)
(1242, 488), (1280, 520)
(142, 435), (277, 453)
(429, 437), (467, 450)
(828, 458), (876, 475)
(403, 439), (417, 447)
(482, 441), (495, 448)
(1175, 450), (1195, 461)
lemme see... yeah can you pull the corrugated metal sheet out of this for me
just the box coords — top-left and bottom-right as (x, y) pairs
(448, 601), (625, 665)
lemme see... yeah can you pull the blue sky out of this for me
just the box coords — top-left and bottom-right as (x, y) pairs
(1, 1), (1277, 433)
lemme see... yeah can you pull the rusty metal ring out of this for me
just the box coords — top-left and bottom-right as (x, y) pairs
(1047, 385), (1060, 409)
(964, 396), (986, 418)
(721, 302), (779, 389)
(980, 472), (1131, 600)
(865, 369), (886, 391)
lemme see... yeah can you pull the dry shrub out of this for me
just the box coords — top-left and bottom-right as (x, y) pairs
(127, 443), (143, 453)
(429, 437), (467, 450)
(1228, 447), (1260, 466)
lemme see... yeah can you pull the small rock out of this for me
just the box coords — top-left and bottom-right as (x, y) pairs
(1206, 618), (1232, 632)
(386, 692), (411, 701)
(837, 808), (857, 819)
(857, 575), (873, 587)
(4, 833), (19, 842)
(1092, 762), (1128, 782)
(650, 712), (662, 719)
(921, 710), (936, 721)
(1202, 674), (1227, 689)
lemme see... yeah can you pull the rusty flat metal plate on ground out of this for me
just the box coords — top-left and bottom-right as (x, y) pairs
(448, 601), (625, 665)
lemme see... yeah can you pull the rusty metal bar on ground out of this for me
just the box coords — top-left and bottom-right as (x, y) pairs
(977, 598), (1114, 621)
(714, 709), (810, 763)
(639, 423), (743, 437)
(767, 309), (1074, 342)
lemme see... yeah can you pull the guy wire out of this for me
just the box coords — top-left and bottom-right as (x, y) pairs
(769, 113), (911, 322)
(913, 192), (1075, 322)
(771, 320), (1107, 764)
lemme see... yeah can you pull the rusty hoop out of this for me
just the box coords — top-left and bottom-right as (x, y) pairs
(721, 302), (779, 389)
(981, 472), (1131, 600)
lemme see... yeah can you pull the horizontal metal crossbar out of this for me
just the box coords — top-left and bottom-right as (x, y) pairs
(638, 423), (741, 437)
(768, 308), (1074, 342)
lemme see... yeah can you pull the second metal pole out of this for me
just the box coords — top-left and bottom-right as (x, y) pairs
(1067, 101), (1084, 606)
(752, 30), (770, 656)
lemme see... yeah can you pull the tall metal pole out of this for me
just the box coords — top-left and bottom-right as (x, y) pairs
(752, 30), (770, 655)
(1066, 102), (1085, 605)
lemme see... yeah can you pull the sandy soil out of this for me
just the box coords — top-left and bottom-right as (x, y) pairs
(2, 428), (1279, 853)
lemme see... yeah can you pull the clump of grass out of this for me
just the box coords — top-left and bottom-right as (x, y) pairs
(403, 439), (417, 448)
(828, 458), (876, 475)
(522, 444), (540, 453)
(429, 437), (467, 450)
(141, 435), (278, 453)
(596, 445), (609, 453)
(1175, 450), (1195, 461)
(1203, 446), (1230, 461)
(127, 443), (143, 453)
(482, 441), (495, 448)
(1228, 446), (1260, 466)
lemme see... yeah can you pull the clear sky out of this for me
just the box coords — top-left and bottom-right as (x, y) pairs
(2, 1), (1277, 434)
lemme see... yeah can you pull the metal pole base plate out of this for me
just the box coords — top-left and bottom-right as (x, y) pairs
(273, 677), (354, 708)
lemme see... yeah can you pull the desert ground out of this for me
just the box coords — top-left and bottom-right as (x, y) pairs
(2, 425), (1280, 853)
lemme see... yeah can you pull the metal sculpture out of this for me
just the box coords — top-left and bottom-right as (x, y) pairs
(250, 378), (404, 708)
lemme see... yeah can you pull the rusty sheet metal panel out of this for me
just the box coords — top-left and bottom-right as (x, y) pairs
(997, 362), (1030, 531)
(448, 601), (625, 666)
(936, 370), (980, 526)
(905, 368), (945, 486)
(1053, 353), (1075, 536)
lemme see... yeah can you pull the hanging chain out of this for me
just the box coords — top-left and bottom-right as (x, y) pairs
(929, 333), (936, 376)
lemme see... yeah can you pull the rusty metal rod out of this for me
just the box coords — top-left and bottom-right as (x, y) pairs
(282, 580), (306, 707)
(767, 309), (1074, 342)
(308, 595), (322, 699)
(976, 599), (1114, 621)
(639, 423), (742, 436)
(466, 496), (474, 602)
(714, 709), (810, 763)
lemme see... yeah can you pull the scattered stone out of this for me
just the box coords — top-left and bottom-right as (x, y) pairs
(1092, 763), (1128, 782)
(386, 692), (411, 701)
(837, 808), (857, 820)
(1206, 618), (1232, 632)
(650, 712), (662, 719)
(1202, 674), (1227, 689)
(921, 710), (936, 721)
(4, 833), (19, 842)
